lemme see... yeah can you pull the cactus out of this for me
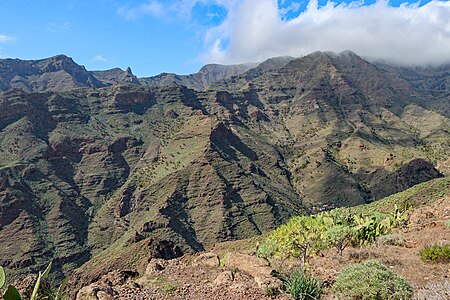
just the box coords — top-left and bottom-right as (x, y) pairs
(0, 262), (64, 300)
(3, 285), (21, 300)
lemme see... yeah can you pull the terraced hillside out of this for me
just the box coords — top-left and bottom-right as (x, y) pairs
(0, 51), (448, 285)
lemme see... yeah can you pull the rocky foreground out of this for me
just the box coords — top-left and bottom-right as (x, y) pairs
(72, 186), (449, 299)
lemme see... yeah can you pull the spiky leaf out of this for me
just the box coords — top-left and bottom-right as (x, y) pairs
(55, 277), (69, 300)
(30, 262), (52, 300)
(3, 285), (21, 300)
(41, 262), (52, 279)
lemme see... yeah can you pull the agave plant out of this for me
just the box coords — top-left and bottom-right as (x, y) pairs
(0, 262), (67, 300)
(1, 264), (22, 300)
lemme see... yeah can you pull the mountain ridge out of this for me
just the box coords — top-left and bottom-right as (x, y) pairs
(0, 50), (448, 292)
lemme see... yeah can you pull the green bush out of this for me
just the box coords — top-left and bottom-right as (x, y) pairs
(352, 212), (394, 245)
(323, 224), (355, 255)
(263, 286), (277, 297)
(419, 244), (450, 263)
(257, 207), (400, 263)
(257, 215), (327, 267)
(332, 260), (412, 300)
(283, 270), (323, 300)
(445, 219), (450, 229)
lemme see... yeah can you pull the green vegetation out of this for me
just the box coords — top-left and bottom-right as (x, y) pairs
(445, 219), (450, 229)
(419, 244), (450, 263)
(256, 205), (406, 263)
(282, 270), (323, 300)
(263, 286), (277, 297)
(255, 177), (450, 266)
(219, 253), (229, 267)
(254, 178), (449, 299)
(0, 267), (5, 290)
(256, 215), (325, 265)
(147, 276), (178, 294)
(0, 262), (67, 300)
(332, 260), (413, 300)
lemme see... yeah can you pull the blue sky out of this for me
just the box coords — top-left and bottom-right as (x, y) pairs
(0, 1), (447, 76)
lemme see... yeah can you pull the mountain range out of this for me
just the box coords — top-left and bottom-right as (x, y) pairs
(0, 51), (448, 289)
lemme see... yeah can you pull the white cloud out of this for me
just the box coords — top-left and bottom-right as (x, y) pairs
(118, 1), (165, 20)
(0, 34), (16, 43)
(92, 55), (108, 62)
(202, 0), (450, 67)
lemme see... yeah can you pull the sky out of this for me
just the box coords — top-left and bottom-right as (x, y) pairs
(0, 0), (449, 77)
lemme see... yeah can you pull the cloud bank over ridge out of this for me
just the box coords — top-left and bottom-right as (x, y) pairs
(202, 0), (450, 66)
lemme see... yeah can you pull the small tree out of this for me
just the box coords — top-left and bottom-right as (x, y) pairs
(323, 225), (354, 256)
(258, 215), (326, 268)
(289, 216), (326, 268)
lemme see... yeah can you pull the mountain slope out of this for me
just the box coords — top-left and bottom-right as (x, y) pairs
(139, 63), (257, 90)
(0, 55), (103, 92)
(0, 51), (448, 287)
(91, 67), (140, 85)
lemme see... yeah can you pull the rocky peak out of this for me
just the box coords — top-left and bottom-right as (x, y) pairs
(244, 56), (295, 80)
(0, 55), (102, 92)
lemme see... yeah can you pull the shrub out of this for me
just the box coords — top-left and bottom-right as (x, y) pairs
(263, 286), (277, 297)
(283, 270), (323, 300)
(256, 239), (278, 261)
(445, 219), (450, 229)
(258, 215), (327, 267)
(323, 224), (355, 255)
(257, 205), (403, 263)
(332, 260), (413, 300)
(376, 234), (407, 247)
(419, 244), (450, 263)
(219, 253), (229, 267)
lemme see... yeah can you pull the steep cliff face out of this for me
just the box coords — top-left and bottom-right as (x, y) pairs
(0, 55), (103, 92)
(0, 51), (448, 287)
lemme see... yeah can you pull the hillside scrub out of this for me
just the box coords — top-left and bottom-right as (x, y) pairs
(256, 205), (406, 263)
(419, 244), (450, 264)
(332, 260), (413, 300)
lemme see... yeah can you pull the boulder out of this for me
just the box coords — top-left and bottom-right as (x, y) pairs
(224, 252), (282, 290)
(76, 283), (115, 300)
(214, 271), (234, 285)
(192, 252), (220, 267)
(145, 259), (166, 274)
